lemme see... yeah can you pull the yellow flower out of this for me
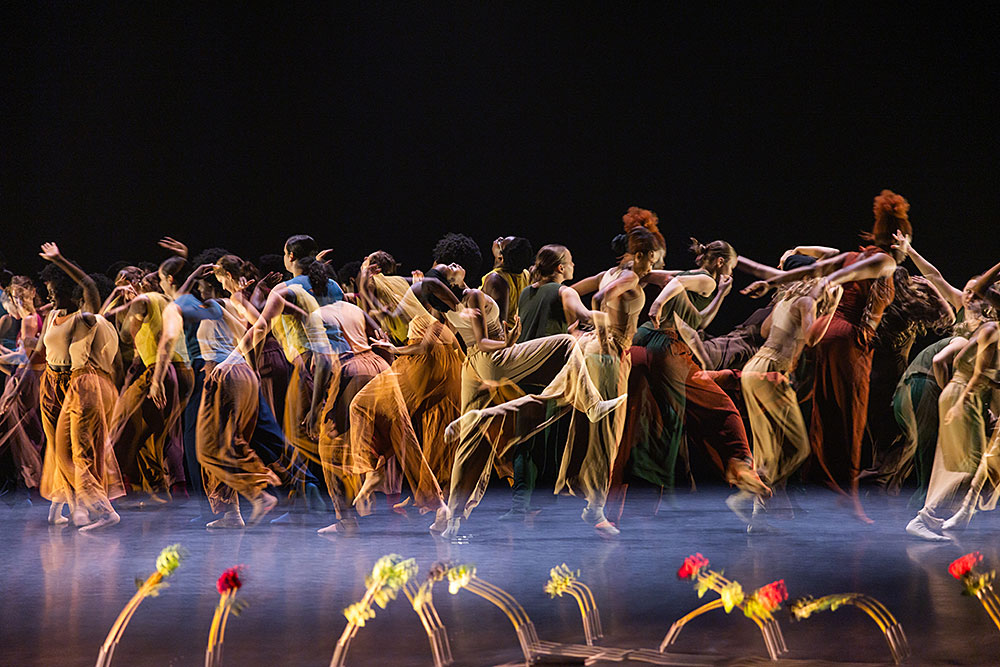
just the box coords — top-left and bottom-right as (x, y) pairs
(544, 564), (578, 598)
(694, 571), (721, 599)
(344, 602), (375, 627)
(447, 564), (475, 595)
(155, 544), (186, 577)
(720, 581), (744, 613)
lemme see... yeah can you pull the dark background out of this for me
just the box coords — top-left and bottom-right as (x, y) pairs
(3, 3), (998, 332)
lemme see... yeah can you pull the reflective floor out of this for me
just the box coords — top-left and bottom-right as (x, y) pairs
(2, 485), (998, 666)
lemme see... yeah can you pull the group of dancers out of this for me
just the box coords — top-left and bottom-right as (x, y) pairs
(1, 189), (998, 541)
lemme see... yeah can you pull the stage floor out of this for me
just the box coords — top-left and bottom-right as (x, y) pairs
(2, 486), (997, 666)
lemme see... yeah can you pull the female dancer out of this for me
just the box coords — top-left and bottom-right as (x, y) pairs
(905, 324), (997, 540)
(153, 260), (279, 528)
(102, 275), (194, 502)
(36, 243), (124, 529)
(482, 236), (534, 328)
(742, 190), (910, 522)
(0, 276), (46, 494)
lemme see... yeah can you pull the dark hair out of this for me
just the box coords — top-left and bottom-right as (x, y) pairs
(285, 235), (319, 261)
(424, 266), (464, 313)
(283, 235), (327, 297)
(501, 237), (534, 273)
(781, 254), (818, 271)
(258, 254), (286, 277)
(192, 247), (231, 267)
(367, 251), (398, 276)
(879, 266), (955, 340)
(158, 256), (190, 285)
(338, 260), (362, 288)
(610, 233), (628, 259)
(0, 269), (13, 289)
(85, 273), (115, 305)
(432, 233), (482, 283)
(40, 263), (78, 302)
(137, 261), (158, 274)
(689, 238), (736, 268)
(530, 244), (569, 281)
(115, 266), (145, 286)
(105, 260), (132, 279)
(216, 254), (247, 279)
(627, 227), (659, 256)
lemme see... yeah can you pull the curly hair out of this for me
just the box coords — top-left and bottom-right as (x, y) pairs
(432, 233), (482, 280)
(866, 189), (912, 248)
(623, 206), (665, 250)
(501, 237), (534, 273)
(39, 263), (78, 302)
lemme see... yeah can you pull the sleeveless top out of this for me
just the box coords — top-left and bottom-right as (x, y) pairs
(174, 295), (238, 364)
(901, 337), (953, 383)
(444, 293), (504, 350)
(677, 269), (718, 311)
(272, 283), (335, 361)
(481, 268), (531, 326)
(517, 282), (566, 342)
(319, 301), (371, 354)
(43, 310), (76, 367)
(135, 292), (188, 366)
(70, 315), (119, 375)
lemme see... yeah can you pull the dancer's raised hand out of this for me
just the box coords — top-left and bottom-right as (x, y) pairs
(39, 242), (61, 262)
(158, 237), (188, 259)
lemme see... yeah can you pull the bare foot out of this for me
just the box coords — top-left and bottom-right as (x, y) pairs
(48, 502), (68, 525)
(439, 517), (461, 539)
(726, 460), (772, 498)
(249, 492), (278, 525)
(207, 510), (245, 529)
(428, 506), (450, 533)
(942, 504), (976, 531)
(593, 520), (620, 538)
(318, 518), (358, 535)
(79, 511), (121, 532)
(72, 507), (90, 527)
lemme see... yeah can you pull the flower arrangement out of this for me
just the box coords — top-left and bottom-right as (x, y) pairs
(96, 544), (187, 667)
(205, 566), (248, 667)
(949, 551), (1000, 630)
(544, 564), (603, 645)
(331, 554), (418, 667)
(665, 554), (787, 660)
(789, 593), (909, 663)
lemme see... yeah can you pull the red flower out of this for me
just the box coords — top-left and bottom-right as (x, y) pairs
(754, 579), (788, 612)
(949, 552), (983, 579)
(217, 565), (245, 594)
(677, 553), (710, 579)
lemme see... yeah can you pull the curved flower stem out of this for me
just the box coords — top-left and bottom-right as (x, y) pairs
(569, 581), (602, 641)
(975, 588), (1000, 631)
(404, 581), (452, 667)
(96, 572), (164, 667)
(464, 577), (538, 661)
(330, 574), (388, 667)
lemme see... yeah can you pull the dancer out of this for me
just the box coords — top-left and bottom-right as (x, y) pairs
(905, 324), (996, 540)
(36, 243), (124, 529)
(742, 190), (909, 522)
(482, 236), (533, 327)
(737, 273), (843, 531)
(153, 260), (279, 528)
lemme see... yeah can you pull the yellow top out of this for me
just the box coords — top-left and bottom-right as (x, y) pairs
(480, 268), (530, 327)
(135, 292), (188, 366)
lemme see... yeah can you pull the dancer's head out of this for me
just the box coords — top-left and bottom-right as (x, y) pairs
(497, 237), (534, 273)
(213, 254), (248, 295)
(623, 207), (666, 268)
(157, 256), (189, 299)
(366, 251), (398, 276)
(432, 233), (482, 284)
(40, 264), (79, 311)
(283, 234), (329, 297)
(530, 244), (574, 283)
(867, 189), (912, 261)
(690, 238), (737, 277)
(114, 266), (145, 292)
(625, 226), (660, 277)
(8, 275), (41, 315)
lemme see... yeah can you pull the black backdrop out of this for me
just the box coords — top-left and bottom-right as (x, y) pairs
(3, 3), (998, 333)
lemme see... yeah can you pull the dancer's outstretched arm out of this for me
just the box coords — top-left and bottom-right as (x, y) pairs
(39, 242), (99, 314)
(892, 232), (963, 311)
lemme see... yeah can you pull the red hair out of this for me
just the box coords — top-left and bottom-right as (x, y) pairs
(623, 206), (665, 251)
(866, 189), (912, 247)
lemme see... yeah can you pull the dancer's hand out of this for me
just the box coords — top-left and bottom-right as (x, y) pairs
(891, 230), (911, 257)
(301, 409), (319, 441)
(649, 301), (662, 328)
(158, 237), (188, 259)
(741, 280), (771, 298)
(39, 242), (62, 262)
(316, 248), (335, 263)
(148, 378), (167, 410)
(411, 269), (424, 283)
(262, 271), (283, 289)
(504, 315), (521, 347)
(718, 274), (733, 297)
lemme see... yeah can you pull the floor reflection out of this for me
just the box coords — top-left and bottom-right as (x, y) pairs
(2, 487), (999, 665)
